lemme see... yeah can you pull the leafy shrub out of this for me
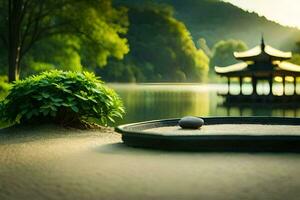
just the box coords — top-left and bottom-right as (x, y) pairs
(0, 70), (124, 127)
(0, 75), (11, 92)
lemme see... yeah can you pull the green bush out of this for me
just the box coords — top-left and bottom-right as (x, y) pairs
(0, 75), (11, 92)
(0, 70), (124, 127)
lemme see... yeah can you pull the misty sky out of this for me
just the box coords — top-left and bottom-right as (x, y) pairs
(222, 0), (300, 29)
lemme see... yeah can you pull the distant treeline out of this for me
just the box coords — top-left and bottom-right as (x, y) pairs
(97, 4), (209, 82)
(95, 0), (300, 82)
(138, 0), (300, 50)
(0, 0), (300, 84)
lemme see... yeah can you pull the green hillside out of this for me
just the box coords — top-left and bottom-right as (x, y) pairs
(116, 0), (300, 50)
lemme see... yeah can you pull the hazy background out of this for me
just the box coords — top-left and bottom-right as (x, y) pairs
(223, 0), (300, 29)
(1, 0), (300, 85)
(1, 0), (300, 123)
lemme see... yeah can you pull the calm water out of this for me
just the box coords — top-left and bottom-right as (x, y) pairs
(110, 83), (300, 125)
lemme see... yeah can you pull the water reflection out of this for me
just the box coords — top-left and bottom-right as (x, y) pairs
(109, 84), (300, 125)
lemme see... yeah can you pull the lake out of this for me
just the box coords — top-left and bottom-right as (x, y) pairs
(110, 83), (300, 125)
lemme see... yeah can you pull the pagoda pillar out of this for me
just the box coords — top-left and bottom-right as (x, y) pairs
(268, 76), (273, 95)
(227, 77), (230, 95)
(252, 77), (257, 95)
(294, 77), (297, 95)
(282, 76), (286, 95)
(239, 77), (243, 95)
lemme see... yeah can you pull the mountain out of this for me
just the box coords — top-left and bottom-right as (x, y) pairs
(116, 0), (300, 51)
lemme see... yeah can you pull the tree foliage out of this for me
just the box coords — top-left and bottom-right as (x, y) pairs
(291, 41), (300, 65)
(290, 54), (300, 65)
(99, 4), (209, 82)
(210, 39), (248, 71)
(0, 0), (129, 81)
(0, 70), (124, 127)
(145, 0), (300, 49)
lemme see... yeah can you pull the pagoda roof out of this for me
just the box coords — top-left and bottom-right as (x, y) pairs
(234, 45), (292, 61)
(214, 37), (300, 77)
(277, 61), (300, 72)
(215, 61), (300, 76)
(214, 62), (248, 74)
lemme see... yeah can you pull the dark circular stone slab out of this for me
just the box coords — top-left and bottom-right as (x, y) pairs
(115, 117), (300, 152)
(179, 116), (204, 129)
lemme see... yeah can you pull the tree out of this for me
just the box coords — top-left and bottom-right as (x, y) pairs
(100, 3), (209, 82)
(294, 41), (300, 53)
(198, 38), (212, 58)
(210, 39), (248, 72)
(290, 54), (300, 65)
(0, 0), (129, 82)
(290, 41), (300, 65)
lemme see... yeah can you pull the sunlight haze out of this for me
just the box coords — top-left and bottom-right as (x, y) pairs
(223, 0), (300, 29)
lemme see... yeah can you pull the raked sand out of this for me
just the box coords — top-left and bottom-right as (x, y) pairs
(0, 125), (300, 200)
(144, 124), (300, 135)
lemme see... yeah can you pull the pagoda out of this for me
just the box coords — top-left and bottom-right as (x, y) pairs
(214, 37), (300, 104)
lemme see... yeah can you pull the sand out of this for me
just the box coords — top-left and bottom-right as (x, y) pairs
(1, 125), (300, 200)
(144, 124), (300, 136)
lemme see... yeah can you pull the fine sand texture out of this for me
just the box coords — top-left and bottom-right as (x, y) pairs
(144, 124), (300, 135)
(1, 125), (300, 200)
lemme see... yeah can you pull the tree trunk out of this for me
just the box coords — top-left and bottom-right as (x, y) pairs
(8, 34), (21, 82)
(8, 0), (23, 82)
